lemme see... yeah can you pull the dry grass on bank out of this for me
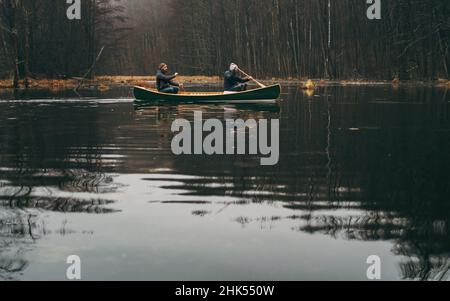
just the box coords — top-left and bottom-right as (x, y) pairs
(0, 76), (222, 89)
(96, 75), (221, 86)
(0, 78), (78, 89)
(0, 76), (448, 90)
(437, 78), (450, 88)
(0, 79), (11, 88)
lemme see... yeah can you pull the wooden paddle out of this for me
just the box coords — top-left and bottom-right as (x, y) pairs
(235, 66), (266, 88)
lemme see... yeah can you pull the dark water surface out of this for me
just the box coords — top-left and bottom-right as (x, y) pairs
(0, 85), (449, 281)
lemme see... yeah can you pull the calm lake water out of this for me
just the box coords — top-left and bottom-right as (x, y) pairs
(0, 85), (449, 281)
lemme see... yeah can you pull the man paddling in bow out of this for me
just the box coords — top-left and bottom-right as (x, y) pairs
(156, 63), (183, 94)
(224, 63), (253, 92)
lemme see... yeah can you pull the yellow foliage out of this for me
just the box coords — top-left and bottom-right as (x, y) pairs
(304, 89), (315, 97)
(300, 79), (315, 90)
(305, 80), (315, 90)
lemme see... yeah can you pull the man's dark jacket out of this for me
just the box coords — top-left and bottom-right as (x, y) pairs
(156, 70), (179, 91)
(224, 70), (249, 91)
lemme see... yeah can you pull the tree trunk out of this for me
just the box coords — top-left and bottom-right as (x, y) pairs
(7, 0), (20, 89)
(24, 9), (30, 88)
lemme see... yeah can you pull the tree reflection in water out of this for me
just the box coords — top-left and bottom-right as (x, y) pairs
(146, 86), (450, 280)
(0, 104), (123, 279)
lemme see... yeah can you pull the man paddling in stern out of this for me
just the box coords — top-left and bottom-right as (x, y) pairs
(156, 63), (183, 94)
(224, 63), (253, 92)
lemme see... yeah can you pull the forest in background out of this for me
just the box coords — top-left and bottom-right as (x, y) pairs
(0, 0), (449, 86)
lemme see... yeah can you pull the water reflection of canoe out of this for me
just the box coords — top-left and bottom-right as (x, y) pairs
(134, 102), (281, 112)
(133, 84), (281, 105)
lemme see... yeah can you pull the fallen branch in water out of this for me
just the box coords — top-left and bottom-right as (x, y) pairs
(74, 46), (105, 93)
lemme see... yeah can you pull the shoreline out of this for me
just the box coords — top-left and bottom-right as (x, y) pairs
(1, 76), (449, 90)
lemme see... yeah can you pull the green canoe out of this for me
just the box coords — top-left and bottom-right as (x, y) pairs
(133, 84), (281, 105)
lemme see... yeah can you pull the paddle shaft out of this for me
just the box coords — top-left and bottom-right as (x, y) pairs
(236, 68), (266, 88)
